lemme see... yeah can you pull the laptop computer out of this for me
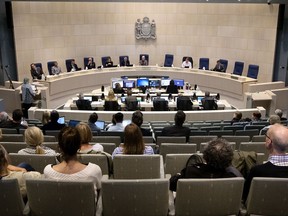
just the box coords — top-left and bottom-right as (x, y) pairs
(95, 120), (105, 130)
(57, 116), (65, 124)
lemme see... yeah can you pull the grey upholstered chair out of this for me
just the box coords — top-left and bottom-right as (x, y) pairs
(175, 178), (244, 216)
(92, 136), (121, 147)
(0, 142), (26, 153)
(26, 179), (96, 216)
(165, 154), (193, 176)
(160, 143), (197, 162)
(156, 136), (186, 147)
(222, 135), (250, 150)
(102, 178), (169, 216)
(189, 135), (217, 151)
(239, 142), (268, 158)
(1, 134), (24, 142)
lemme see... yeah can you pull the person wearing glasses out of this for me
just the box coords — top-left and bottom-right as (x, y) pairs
(243, 123), (288, 202)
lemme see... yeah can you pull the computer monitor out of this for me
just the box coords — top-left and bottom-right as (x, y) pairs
(137, 78), (149, 87)
(161, 79), (171, 87)
(111, 80), (124, 88)
(68, 120), (80, 127)
(57, 116), (65, 124)
(95, 120), (105, 130)
(123, 80), (135, 88)
(174, 79), (185, 87)
(197, 96), (204, 104)
(136, 97), (142, 102)
(84, 96), (92, 101)
(149, 79), (161, 87)
(121, 96), (126, 103)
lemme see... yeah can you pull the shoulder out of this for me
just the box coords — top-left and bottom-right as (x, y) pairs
(43, 164), (54, 176)
(86, 163), (102, 173)
(144, 146), (154, 155)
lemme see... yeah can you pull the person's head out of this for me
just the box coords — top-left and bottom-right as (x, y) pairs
(127, 89), (132, 96)
(123, 123), (144, 154)
(252, 112), (261, 121)
(71, 59), (75, 64)
(170, 80), (175, 86)
(42, 110), (50, 125)
(89, 112), (98, 124)
(50, 110), (59, 123)
(132, 111), (143, 127)
(114, 112), (124, 123)
(217, 60), (221, 64)
(141, 55), (146, 61)
(12, 109), (23, 122)
(115, 83), (121, 89)
(24, 126), (45, 154)
(203, 138), (234, 169)
(124, 56), (128, 61)
(107, 89), (115, 99)
(268, 115), (281, 125)
(75, 122), (92, 145)
(30, 63), (36, 70)
(0, 144), (9, 175)
(275, 109), (283, 118)
(0, 112), (10, 123)
(23, 77), (29, 84)
(58, 127), (81, 162)
(265, 124), (288, 155)
(88, 57), (92, 62)
(205, 92), (210, 97)
(174, 110), (186, 126)
(54, 61), (58, 66)
(233, 111), (242, 120)
(78, 93), (84, 100)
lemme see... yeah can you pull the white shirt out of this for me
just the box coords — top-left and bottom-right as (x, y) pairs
(181, 61), (192, 68)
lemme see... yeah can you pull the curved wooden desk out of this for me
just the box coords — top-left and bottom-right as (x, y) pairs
(42, 66), (256, 109)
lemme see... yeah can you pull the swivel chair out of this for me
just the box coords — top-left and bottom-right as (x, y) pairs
(163, 54), (174, 67)
(219, 59), (228, 72)
(139, 54), (149, 65)
(233, 61), (244, 76)
(182, 56), (193, 68)
(84, 57), (94, 69)
(247, 64), (259, 79)
(199, 58), (209, 70)
(47, 61), (55, 75)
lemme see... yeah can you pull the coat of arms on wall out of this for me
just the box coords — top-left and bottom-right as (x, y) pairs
(135, 17), (156, 40)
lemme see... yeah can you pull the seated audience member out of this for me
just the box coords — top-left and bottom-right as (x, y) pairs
(0, 109), (27, 129)
(44, 127), (102, 213)
(42, 110), (50, 125)
(42, 110), (65, 131)
(85, 57), (96, 69)
(231, 111), (243, 125)
(139, 55), (148, 66)
(21, 77), (36, 119)
(0, 144), (41, 198)
(181, 57), (192, 68)
(251, 111), (262, 122)
(131, 111), (152, 136)
(104, 90), (120, 111)
(113, 83), (125, 94)
(212, 60), (225, 72)
(18, 126), (57, 155)
(105, 57), (114, 68)
(201, 92), (218, 110)
(170, 138), (238, 191)
(166, 80), (179, 94)
(30, 63), (44, 80)
(243, 124), (288, 202)
(107, 112), (124, 132)
(106, 89), (117, 101)
(76, 93), (92, 110)
(88, 112), (101, 133)
(153, 92), (169, 111)
(68, 59), (81, 72)
(112, 123), (154, 158)
(105, 114), (116, 131)
(161, 110), (190, 142)
(275, 109), (287, 121)
(177, 95), (193, 111)
(259, 115), (280, 135)
(51, 61), (61, 75)
(120, 56), (131, 67)
(76, 123), (103, 153)
(125, 89), (138, 111)
(0, 111), (10, 124)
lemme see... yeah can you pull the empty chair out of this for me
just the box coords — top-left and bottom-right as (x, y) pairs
(143, 136), (154, 143)
(244, 124), (265, 131)
(223, 125), (244, 134)
(44, 130), (60, 140)
(175, 178), (244, 216)
(247, 64), (259, 79)
(99, 131), (124, 143)
(47, 61), (55, 75)
(153, 100), (169, 111)
(104, 100), (120, 111)
(165, 154), (193, 175)
(101, 56), (111, 66)
(65, 59), (74, 72)
(182, 56), (193, 68)
(0, 142), (26, 153)
(189, 136), (217, 151)
(251, 135), (265, 142)
(222, 135), (250, 150)
(26, 179), (96, 216)
(43, 135), (56, 142)
(156, 136), (186, 147)
(113, 155), (163, 179)
(164, 54), (174, 67)
(199, 57), (209, 70)
(102, 179), (169, 216)
(209, 130), (234, 137)
(1, 134), (24, 142)
(177, 96), (193, 111)
(139, 54), (149, 65)
(219, 59), (228, 72)
(189, 130), (208, 136)
(246, 177), (288, 216)
(43, 142), (59, 152)
(1, 128), (19, 134)
(160, 143), (197, 161)
(235, 129), (259, 140)
(233, 61), (244, 76)
(200, 126), (221, 132)
(92, 136), (121, 147)
(192, 122), (212, 129)
(0, 179), (25, 216)
(239, 142), (268, 158)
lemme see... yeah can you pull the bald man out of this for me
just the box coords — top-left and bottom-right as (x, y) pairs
(243, 124), (288, 201)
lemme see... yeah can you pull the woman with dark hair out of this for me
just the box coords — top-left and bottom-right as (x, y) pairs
(166, 80), (178, 94)
(112, 123), (154, 158)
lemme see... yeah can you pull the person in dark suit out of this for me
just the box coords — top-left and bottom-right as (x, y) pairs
(105, 57), (114, 68)
(139, 55), (148, 66)
(113, 83), (125, 94)
(212, 60), (225, 72)
(30, 63), (44, 80)
(85, 58), (96, 69)
(166, 80), (178, 94)
(153, 92), (168, 111)
(177, 95), (193, 111)
(201, 92), (218, 110)
(42, 110), (65, 132)
(120, 56), (131, 67)
(125, 90), (138, 111)
(161, 110), (190, 142)
(131, 111), (152, 136)
(76, 93), (92, 110)
(68, 59), (81, 72)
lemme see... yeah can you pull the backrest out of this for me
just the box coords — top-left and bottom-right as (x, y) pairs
(1, 128), (19, 134)
(189, 135), (217, 151)
(160, 143), (197, 162)
(247, 64), (259, 79)
(92, 136), (121, 146)
(219, 59), (228, 72)
(126, 100), (139, 111)
(43, 142), (59, 152)
(91, 142), (116, 155)
(84, 57), (94, 68)
(113, 155), (162, 179)
(182, 56), (193, 68)
(246, 177), (288, 216)
(202, 98), (217, 110)
(0, 179), (24, 216)
(199, 58), (209, 70)
(239, 142), (268, 158)
(77, 154), (112, 175)
(165, 154), (193, 175)
(153, 100), (168, 111)
(235, 129), (259, 140)
(209, 130), (234, 137)
(164, 54), (174, 67)
(26, 179), (96, 216)
(1, 134), (24, 142)
(102, 179), (169, 216)
(43, 135), (56, 142)
(65, 59), (74, 72)
(9, 153), (57, 173)
(222, 135), (250, 150)
(44, 130), (60, 141)
(0, 142), (26, 153)
(76, 99), (92, 110)
(104, 100), (120, 111)
(139, 54), (149, 65)
(175, 178), (244, 216)
(47, 61), (55, 75)
(251, 135), (265, 142)
(177, 97), (193, 110)
(101, 56), (110, 66)
(119, 55), (129, 65)
(233, 61), (244, 76)
(99, 131), (124, 144)
(156, 136), (186, 147)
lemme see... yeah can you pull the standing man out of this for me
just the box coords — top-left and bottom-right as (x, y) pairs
(21, 77), (36, 119)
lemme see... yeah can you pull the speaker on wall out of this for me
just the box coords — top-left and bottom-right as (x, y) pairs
(5, 1), (13, 29)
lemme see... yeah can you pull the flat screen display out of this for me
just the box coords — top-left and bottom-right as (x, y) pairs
(174, 79), (185, 87)
(123, 80), (135, 88)
(197, 96), (204, 103)
(95, 120), (105, 130)
(161, 79), (170, 87)
(57, 116), (65, 124)
(137, 78), (149, 87)
(84, 96), (92, 101)
(111, 80), (124, 88)
(149, 79), (161, 87)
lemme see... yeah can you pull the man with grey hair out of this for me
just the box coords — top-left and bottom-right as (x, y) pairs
(275, 109), (287, 121)
(243, 123), (288, 201)
(76, 93), (92, 110)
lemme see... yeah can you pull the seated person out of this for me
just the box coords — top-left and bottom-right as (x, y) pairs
(153, 92), (169, 111)
(0, 109), (27, 129)
(201, 92), (218, 110)
(42, 110), (66, 131)
(251, 111), (262, 122)
(231, 111), (243, 125)
(105, 57), (114, 68)
(30, 63), (44, 80)
(112, 123), (154, 158)
(67, 59), (81, 72)
(85, 57), (96, 69)
(275, 109), (287, 121)
(113, 83), (125, 94)
(120, 56), (131, 67)
(51, 61), (61, 75)
(107, 112), (124, 132)
(212, 60), (225, 72)
(181, 57), (192, 68)
(166, 80), (179, 94)
(87, 112), (101, 133)
(177, 95), (193, 111)
(104, 90), (120, 111)
(131, 111), (152, 136)
(76, 93), (92, 110)
(139, 55), (148, 66)
(125, 90), (138, 111)
(161, 110), (190, 142)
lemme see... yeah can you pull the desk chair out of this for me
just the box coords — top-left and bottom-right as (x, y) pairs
(219, 59), (228, 72)
(233, 61), (244, 76)
(164, 54), (174, 67)
(47, 61), (55, 75)
(139, 54), (149, 65)
(247, 64), (259, 79)
(199, 58), (209, 70)
(182, 56), (193, 68)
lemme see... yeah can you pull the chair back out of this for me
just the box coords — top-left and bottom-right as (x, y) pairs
(104, 100), (120, 111)
(92, 136), (121, 146)
(219, 59), (228, 72)
(160, 143), (197, 162)
(189, 135), (217, 151)
(182, 56), (193, 68)
(153, 99), (168, 111)
(119, 55), (129, 66)
(164, 54), (174, 67)
(77, 154), (112, 175)
(34, 63), (42, 69)
(165, 153), (193, 176)
(47, 61), (55, 75)
(0, 142), (26, 153)
(126, 100), (139, 111)
(199, 58), (209, 70)
(139, 54), (149, 65)
(0, 179), (25, 216)
(247, 64), (259, 79)
(102, 179), (169, 216)
(177, 96), (193, 110)
(26, 179), (96, 216)
(156, 136), (186, 147)
(1, 134), (24, 142)
(65, 59), (74, 72)
(175, 178), (244, 216)
(233, 61), (244, 76)
(101, 56), (111, 66)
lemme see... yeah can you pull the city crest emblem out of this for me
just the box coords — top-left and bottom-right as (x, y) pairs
(135, 17), (156, 40)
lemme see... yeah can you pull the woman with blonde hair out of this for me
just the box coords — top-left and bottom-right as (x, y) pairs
(106, 89), (117, 101)
(18, 126), (57, 155)
(112, 123), (154, 158)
